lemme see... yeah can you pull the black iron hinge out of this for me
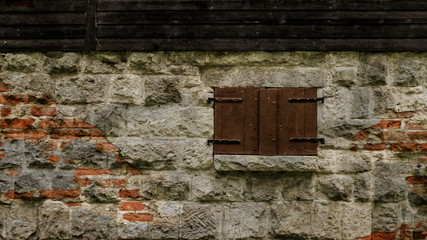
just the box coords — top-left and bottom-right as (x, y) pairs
(207, 139), (241, 145)
(207, 97), (243, 104)
(290, 138), (325, 144)
(288, 98), (324, 103)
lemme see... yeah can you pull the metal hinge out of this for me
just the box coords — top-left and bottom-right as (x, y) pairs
(207, 97), (243, 104)
(288, 98), (324, 103)
(290, 138), (325, 144)
(207, 139), (241, 145)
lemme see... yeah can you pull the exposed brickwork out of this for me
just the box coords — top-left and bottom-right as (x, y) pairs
(123, 213), (153, 222)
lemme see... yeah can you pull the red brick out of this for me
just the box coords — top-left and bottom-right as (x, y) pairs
(41, 141), (58, 151)
(62, 202), (82, 207)
(370, 120), (401, 129)
(0, 94), (37, 104)
(119, 189), (143, 199)
(406, 176), (427, 185)
(123, 213), (153, 222)
(119, 202), (145, 211)
(50, 129), (106, 140)
(38, 119), (95, 129)
(73, 178), (92, 187)
(390, 143), (418, 152)
(0, 83), (12, 92)
(95, 142), (118, 151)
(408, 131), (427, 140)
(5, 130), (47, 140)
(352, 130), (370, 141)
(1, 107), (11, 117)
(4, 190), (34, 199)
(420, 144), (427, 151)
(381, 131), (406, 141)
(74, 168), (114, 176)
(356, 232), (396, 240)
(405, 121), (426, 130)
(49, 155), (60, 163)
(31, 106), (56, 116)
(0, 153), (4, 159)
(6, 170), (22, 176)
(395, 111), (415, 118)
(364, 143), (386, 151)
(97, 179), (128, 188)
(126, 166), (143, 175)
(40, 190), (80, 198)
(0, 119), (35, 129)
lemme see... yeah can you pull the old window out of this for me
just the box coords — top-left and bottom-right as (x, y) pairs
(211, 87), (322, 156)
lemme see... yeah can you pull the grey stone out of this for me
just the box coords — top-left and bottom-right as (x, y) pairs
(44, 52), (80, 74)
(351, 87), (371, 119)
(112, 138), (212, 170)
(60, 140), (115, 169)
(127, 106), (212, 138)
(311, 201), (342, 240)
(38, 200), (71, 239)
(390, 53), (425, 87)
(191, 174), (245, 201)
(318, 174), (354, 201)
(109, 74), (144, 104)
(147, 201), (180, 239)
(333, 67), (357, 87)
(14, 171), (51, 194)
(56, 75), (109, 103)
(387, 87), (427, 112)
(245, 173), (280, 201)
(223, 202), (268, 239)
(117, 223), (149, 239)
(1, 140), (52, 169)
(353, 172), (373, 202)
(180, 203), (222, 240)
(84, 52), (127, 74)
(84, 104), (128, 137)
(270, 201), (312, 239)
(326, 52), (359, 67)
(0, 205), (7, 239)
(5, 53), (41, 73)
(358, 53), (387, 86)
(136, 172), (190, 200)
(6, 200), (39, 239)
(166, 51), (206, 66)
(372, 202), (401, 232)
(318, 87), (351, 124)
(341, 202), (372, 240)
(374, 175), (408, 202)
(144, 76), (182, 106)
(0, 72), (54, 96)
(129, 52), (167, 74)
(51, 171), (78, 190)
(71, 203), (118, 240)
(83, 184), (119, 203)
(281, 173), (316, 201)
(0, 174), (12, 194)
(334, 152), (373, 173)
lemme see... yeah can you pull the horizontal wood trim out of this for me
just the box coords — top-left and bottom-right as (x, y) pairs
(0, 26), (86, 39)
(0, 13), (86, 25)
(0, 39), (85, 51)
(97, 0), (427, 11)
(96, 38), (427, 51)
(97, 11), (427, 25)
(97, 24), (427, 38)
(0, 0), (86, 12)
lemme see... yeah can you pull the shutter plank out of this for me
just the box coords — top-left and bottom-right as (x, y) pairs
(244, 87), (260, 154)
(304, 88), (318, 155)
(259, 89), (278, 155)
(214, 87), (245, 154)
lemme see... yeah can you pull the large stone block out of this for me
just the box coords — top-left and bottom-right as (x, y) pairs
(133, 172), (190, 201)
(60, 140), (115, 169)
(245, 173), (281, 201)
(326, 52), (359, 67)
(317, 174), (354, 201)
(166, 51), (206, 66)
(180, 202), (222, 240)
(372, 202), (401, 233)
(1, 139), (52, 170)
(144, 76), (183, 106)
(332, 67), (358, 87)
(358, 53), (387, 86)
(270, 201), (312, 239)
(0, 205), (6, 239)
(84, 104), (128, 137)
(14, 171), (52, 195)
(223, 202), (269, 239)
(38, 200), (71, 239)
(109, 74), (144, 105)
(311, 201), (342, 240)
(129, 52), (167, 74)
(0, 72), (54, 96)
(84, 52), (127, 74)
(191, 174), (245, 202)
(5, 53), (41, 73)
(56, 75), (109, 104)
(390, 53), (425, 87)
(351, 87), (372, 119)
(147, 201), (180, 239)
(281, 173), (316, 201)
(6, 200), (39, 239)
(43, 52), (80, 74)
(341, 202), (372, 240)
(353, 172), (373, 202)
(127, 106), (213, 138)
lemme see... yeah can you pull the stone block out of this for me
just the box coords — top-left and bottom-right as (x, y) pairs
(135, 172), (190, 201)
(317, 174), (354, 201)
(166, 51), (206, 66)
(127, 106), (212, 138)
(14, 171), (52, 194)
(353, 172), (373, 202)
(2, 139), (52, 170)
(374, 175), (408, 203)
(129, 52), (167, 74)
(109, 74), (144, 104)
(84, 52), (127, 74)
(117, 223), (149, 239)
(43, 52), (80, 74)
(112, 138), (212, 170)
(351, 87), (372, 119)
(6, 200), (39, 239)
(71, 203), (118, 240)
(223, 202), (269, 239)
(311, 201), (342, 240)
(56, 75), (109, 104)
(326, 52), (359, 67)
(38, 200), (71, 239)
(358, 53), (387, 86)
(191, 174), (245, 202)
(245, 173), (281, 201)
(372, 202), (401, 232)
(60, 140), (115, 169)
(0, 72), (54, 96)
(281, 173), (316, 201)
(5, 53), (41, 73)
(84, 104), (128, 137)
(341, 202), (372, 239)
(83, 184), (119, 203)
(333, 151), (373, 173)
(144, 76), (182, 106)
(390, 53), (425, 87)
(180, 202), (222, 240)
(51, 171), (78, 190)
(0, 205), (7, 239)
(147, 201), (180, 239)
(318, 87), (351, 124)
(0, 174), (13, 194)
(270, 201), (312, 238)
(333, 67), (357, 87)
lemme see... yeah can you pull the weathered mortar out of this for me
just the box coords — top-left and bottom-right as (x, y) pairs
(0, 51), (425, 240)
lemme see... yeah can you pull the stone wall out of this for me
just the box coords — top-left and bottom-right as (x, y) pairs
(0, 51), (425, 240)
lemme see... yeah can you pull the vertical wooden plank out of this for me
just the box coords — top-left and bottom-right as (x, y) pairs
(244, 87), (260, 154)
(259, 89), (278, 155)
(278, 88), (289, 155)
(214, 87), (245, 154)
(213, 88), (222, 154)
(86, 0), (96, 51)
(304, 88), (318, 155)
(280, 88), (305, 155)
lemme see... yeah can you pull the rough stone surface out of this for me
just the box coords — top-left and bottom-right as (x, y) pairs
(109, 74), (144, 104)
(56, 75), (109, 103)
(341, 202), (372, 240)
(43, 52), (80, 74)
(180, 203), (222, 240)
(317, 174), (354, 201)
(38, 200), (71, 239)
(311, 201), (342, 240)
(6, 201), (39, 239)
(270, 201), (312, 238)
